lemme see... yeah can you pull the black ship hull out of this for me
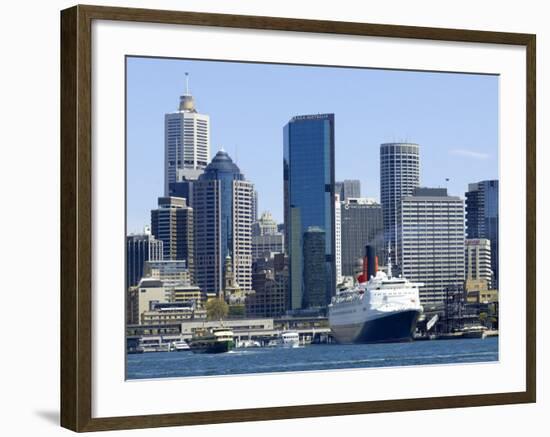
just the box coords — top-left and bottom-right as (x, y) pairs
(188, 339), (234, 354)
(330, 309), (420, 344)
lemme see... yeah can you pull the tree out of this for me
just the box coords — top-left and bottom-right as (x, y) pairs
(479, 312), (488, 326)
(206, 298), (229, 321)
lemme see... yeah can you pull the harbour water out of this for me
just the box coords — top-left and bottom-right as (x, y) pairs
(127, 337), (498, 380)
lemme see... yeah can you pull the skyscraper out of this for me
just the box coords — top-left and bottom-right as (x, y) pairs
(284, 114), (335, 310)
(334, 193), (342, 284)
(335, 179), (361, 201)
(302, 227), (327, 308)
(380, 142), (420, 266)
(164, 74), (210, 195)
(465, 239), (493, 289)
(399, 188), (465, 305)
(251, 189), (259, 223)
(126, 228), (163, 288)
(466, 180), (499, 288)
(194, 150), (253, 296)
(340, 197), (384, 277)
(150, 196), (194, 281)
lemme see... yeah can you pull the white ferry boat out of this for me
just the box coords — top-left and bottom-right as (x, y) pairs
(329, 250), (423, 344)
(268, 331), (300, 348)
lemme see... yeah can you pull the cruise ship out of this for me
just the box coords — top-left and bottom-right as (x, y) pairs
(329, 248), (423, 344)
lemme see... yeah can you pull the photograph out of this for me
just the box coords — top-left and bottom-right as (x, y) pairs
(125, 56), (500, 379)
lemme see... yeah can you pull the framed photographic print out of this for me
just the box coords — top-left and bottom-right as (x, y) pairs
(60, 4), (536, 432)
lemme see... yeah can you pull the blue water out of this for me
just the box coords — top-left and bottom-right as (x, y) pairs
(126, 337), (498, 380)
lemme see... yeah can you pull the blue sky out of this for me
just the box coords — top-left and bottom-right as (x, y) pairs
(127, 57), (498, 233)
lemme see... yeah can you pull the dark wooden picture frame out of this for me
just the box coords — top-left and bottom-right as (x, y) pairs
(60, 4), (536, 432)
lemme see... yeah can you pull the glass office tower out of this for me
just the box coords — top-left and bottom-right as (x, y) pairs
(466, 180), (499, 288)
(283, 114), (335, 310)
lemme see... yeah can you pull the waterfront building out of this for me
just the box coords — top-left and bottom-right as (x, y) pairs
(193, 150), (253, 296)
(380, 142), (420, 267)
(334, 194), (343, 284)
(164, 74), (210, 195)
(340, 197), (384, 277)
(302, 226), (327, 308)
(150, 196), (194, 281)
(398, 187), (465, 305)
(141, 302), (206, 325)
(466, 180), (499, 288)
(335, 179), (361, 201)
(284, 113), (335, 310)
(126, 228), (163, 288)
(179, 318), (274, 338)
(143, 259), (190, 287)
(465, 238), (493, 289)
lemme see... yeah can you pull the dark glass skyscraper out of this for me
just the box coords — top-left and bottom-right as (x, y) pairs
(284, 114), (335, 310)
(466, 180), (499, 288)
(194, 150), (253, 295)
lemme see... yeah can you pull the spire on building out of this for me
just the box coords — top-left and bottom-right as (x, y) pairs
(185, 72), (190, 96)
(178, 72), (196, 112)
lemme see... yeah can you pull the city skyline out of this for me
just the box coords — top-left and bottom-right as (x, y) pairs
(127, 57), (498, 233)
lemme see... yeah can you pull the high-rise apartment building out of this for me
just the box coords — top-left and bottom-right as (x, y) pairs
(150, 197), (194, 283)
(465, 238), (493, 289)
(380, 142), (420, 267)
(340, 197), (384, 277)
(466, 180), (499, 288)
(164, 76), (210, 195)
(194, 150), (253, 296)
(284, 114), (335, 309)
(126, 228), (163, 288)
(399, 188), (465, 305)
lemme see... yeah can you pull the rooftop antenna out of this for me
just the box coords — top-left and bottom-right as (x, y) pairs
(185, 72), (190, 95)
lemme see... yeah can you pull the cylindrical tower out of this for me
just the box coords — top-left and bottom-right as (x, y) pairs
(380, 142), (420, 267)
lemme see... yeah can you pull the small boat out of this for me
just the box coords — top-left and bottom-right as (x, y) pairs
(171, 340), (191, 352)
(236, 339), (262, 348)
(461, 325), (488, 339)
(188, 328), (235, 354)
(268, 331), (300, 348)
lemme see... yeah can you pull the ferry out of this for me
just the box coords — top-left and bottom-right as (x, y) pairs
(329, 248), (423, 344)
(187, 328), (235, 354)
(267, 331), (300, 348)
